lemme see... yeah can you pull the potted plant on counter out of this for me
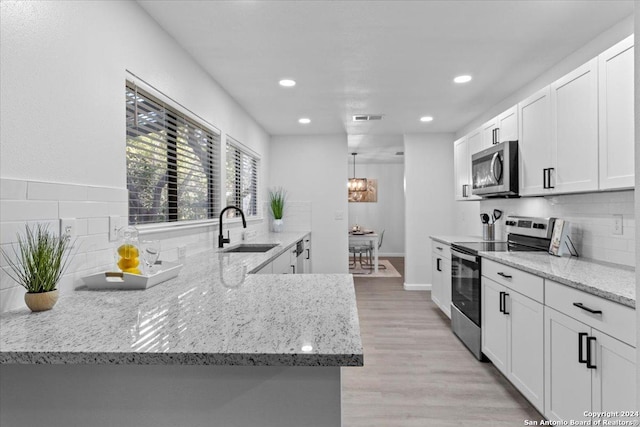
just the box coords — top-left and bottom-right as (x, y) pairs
(269, 187), (286, 233)
(1, 224), (75, 312)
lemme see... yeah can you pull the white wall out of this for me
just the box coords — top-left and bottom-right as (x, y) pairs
(634, 1), (640, 411)
(269, 135), (349, 274)
(0, 1), (270, 312)
(403, 133), (456, 289)
(347, 162), (405, 256)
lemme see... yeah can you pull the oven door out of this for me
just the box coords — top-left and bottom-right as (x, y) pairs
(451, 248), (481, 327)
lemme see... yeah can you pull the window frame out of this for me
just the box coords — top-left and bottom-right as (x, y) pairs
(225, 136), (261, 220)
(125, 75), (222, 230)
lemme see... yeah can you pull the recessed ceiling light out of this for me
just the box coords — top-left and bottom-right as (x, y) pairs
(454, 75), (472, 84)
(279, 79), (296, 87)
(298, 118), (311, 124)
(420, 116), (434, 122)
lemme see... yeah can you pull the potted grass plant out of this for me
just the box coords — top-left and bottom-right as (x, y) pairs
(1, 224), (75, 312)
(269, 187), (286, 233)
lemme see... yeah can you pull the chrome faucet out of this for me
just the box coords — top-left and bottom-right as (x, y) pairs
(218, 206), (247, 248)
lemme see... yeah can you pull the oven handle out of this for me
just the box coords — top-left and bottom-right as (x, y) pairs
(451, 248), (478, 264)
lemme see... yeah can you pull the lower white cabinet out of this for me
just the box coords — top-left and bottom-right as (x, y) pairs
(431, 241), (451, 318)
(303, 236), (311, 273)
(482, 277), (544, 412)
(272, 247), (295, 274)
(544, 307), (636, 422)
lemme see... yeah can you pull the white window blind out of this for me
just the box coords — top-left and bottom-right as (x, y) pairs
(126, 81), (221, 225)
(225, 138), (259, 218)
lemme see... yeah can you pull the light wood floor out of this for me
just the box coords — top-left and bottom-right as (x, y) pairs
(342, 257), (543, 426)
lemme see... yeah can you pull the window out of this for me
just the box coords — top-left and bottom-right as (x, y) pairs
(225, 138), (259, 219)
(126, 80), (220, 225)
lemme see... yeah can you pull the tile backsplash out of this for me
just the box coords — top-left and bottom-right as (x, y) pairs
(0, 178), (269, 313)
(480, 190), (635, 267)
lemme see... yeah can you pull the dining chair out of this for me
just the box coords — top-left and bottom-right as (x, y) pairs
(363, 229), (386, 270)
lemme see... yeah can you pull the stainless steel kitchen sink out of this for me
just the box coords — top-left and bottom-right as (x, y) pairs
(223, 243), (279, 253)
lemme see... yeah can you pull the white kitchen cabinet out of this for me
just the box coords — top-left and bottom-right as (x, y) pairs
(302, 235), (312, 273)
(496, 105), (518, 142)
(481, 278), (508, 373)
(467, 127), (482, 160)
(453, 137), (471, 200)
(551, 58), (599, 193)
(272, 248), (295, 274)
(482, 277), (544, 412)
(544, 307), (636, 423)
(480, 118), (498, 150)
(480, 105), (518, 148)
(598, 35), (635, 190)
(431, 241), (451, 318)
(518, 87), (553, 196)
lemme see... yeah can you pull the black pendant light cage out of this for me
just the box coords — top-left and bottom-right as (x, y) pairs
(348, 153), (368, 192)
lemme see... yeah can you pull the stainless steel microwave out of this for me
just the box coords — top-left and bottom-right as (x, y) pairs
(471, 140), (518, 197)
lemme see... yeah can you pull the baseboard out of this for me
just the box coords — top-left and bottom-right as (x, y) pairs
(379, 252), (405, 257)
(403, 283), (431, 291)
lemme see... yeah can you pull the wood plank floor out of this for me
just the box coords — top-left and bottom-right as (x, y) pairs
(342, 257), (543, 426)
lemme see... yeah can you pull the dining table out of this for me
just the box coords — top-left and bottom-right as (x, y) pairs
(348, 230), (379, 273)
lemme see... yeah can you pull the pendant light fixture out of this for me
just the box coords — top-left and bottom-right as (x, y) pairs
(348, 153), (368, 192)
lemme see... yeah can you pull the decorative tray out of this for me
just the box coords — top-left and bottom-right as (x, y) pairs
(82, 261), (183, 290)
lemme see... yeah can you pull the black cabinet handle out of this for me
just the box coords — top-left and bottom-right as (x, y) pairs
(573, 302), (602, 315)
(497, 272), (512, 279)
(291, 265), (295, 274)
(462, 184), (469, 198)
(578, 332), (588, 364)
(543, 168), (555, 189)
(306, 249), (310, 260)
(586, 336), (597, 369)
(436, 258), (442, 272)
(499, 291), (505, 313)
(503, 292), (510, 315)
(495, 127), (500, 143)
(436, 246), (443, 251)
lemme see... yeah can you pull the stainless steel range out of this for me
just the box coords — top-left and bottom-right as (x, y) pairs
(450, 216), (556, 360)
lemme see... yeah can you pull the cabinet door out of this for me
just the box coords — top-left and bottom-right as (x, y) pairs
(481, 278), (508, 375)
(551, 58), (599, 193)
(591, 329), (636, 417)
(480, 118), (498, 149)
(272, 249), (294, 274)
(303, 237), (311, 273)
(518, 87), (553, 196)
(544, 308), (592, 422)
(431, 253), (443, 307)
(496, 106), (518, 142)
(598, 35), (635, 190)
(441, 257), (452, 318)
(454, 137), (471, 200)
(508, 291), (544, 413)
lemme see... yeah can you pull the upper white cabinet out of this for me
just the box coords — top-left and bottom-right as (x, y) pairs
(454, 136), (480, 200)
(518, 87), (553, 196)
(598, 35), (635, 190)
(496, 106), (518, 142)
(480, 106), (518, 149)
(551, 58), (599, 193)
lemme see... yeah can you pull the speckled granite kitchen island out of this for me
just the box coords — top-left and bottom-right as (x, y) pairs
(0, 233), (363, 427)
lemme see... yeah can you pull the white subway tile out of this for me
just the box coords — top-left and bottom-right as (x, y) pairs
(108, 202), (128, 217)
(0, 285), (26, 313)
(0, 200), (59, 221)
(88, 186), (128, 202)
(59, 201), (110, 218)
(27, 181), (88, 201)
(88, 217), (109, 235)
(0, 267), (20, 290)
(0, 179), (27, 200)
(603, 249), (635, 268)
(77, 234), (111, 253)
(602, 236), (629, 252)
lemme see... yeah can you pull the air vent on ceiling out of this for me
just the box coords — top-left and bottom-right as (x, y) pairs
(395, 151), (404, 156)
(352, 114), (384, 122)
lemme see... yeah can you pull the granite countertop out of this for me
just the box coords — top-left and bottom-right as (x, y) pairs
(481, 251), (635, 308)
(0, 231), (364, 367)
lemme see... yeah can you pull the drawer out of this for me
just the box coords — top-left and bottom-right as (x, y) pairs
(482, 259), (543, 303)
(431, 241), (451, 260)
(545, 279), (636, 346)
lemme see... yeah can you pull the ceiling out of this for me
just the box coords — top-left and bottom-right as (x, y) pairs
(137, 0), (633, 163)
